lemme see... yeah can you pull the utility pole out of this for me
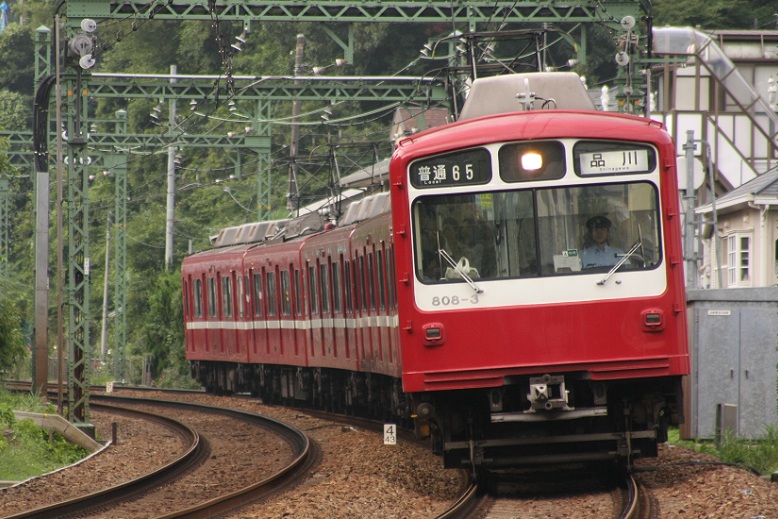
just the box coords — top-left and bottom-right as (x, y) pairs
(165, 65), (177, 271)
(288, 34), (304, 212)
(100, 212), (111, 361)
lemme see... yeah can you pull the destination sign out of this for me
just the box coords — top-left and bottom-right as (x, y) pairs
(574, 141), (656, 176)
(410, 148), (491, 188)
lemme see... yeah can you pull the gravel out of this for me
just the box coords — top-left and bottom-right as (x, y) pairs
(2, 390), (777, 518)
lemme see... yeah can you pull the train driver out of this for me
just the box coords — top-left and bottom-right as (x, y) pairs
(580, 215), (624, 268)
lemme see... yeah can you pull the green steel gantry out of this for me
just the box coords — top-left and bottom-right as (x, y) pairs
(16, 1), (645, 425)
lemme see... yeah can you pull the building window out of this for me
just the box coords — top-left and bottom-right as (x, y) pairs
(727, 234), (751, 287)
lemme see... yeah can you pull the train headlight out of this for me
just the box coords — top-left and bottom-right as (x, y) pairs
(521, 151), (543, 171)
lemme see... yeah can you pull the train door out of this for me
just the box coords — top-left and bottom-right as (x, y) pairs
(385, 246), (401, 378)
(375, 244), (390, 372)
(279, 267), (295, 365)
(219, 271), (240, 361)
(265, 267), (282, 363)
(343, 259), (356, 363)
(307, 260), (322, 362)
(205, 274), (219, 357)
(331, 258), (347, 366)
(293, 268), (307, 363)
(367, 249), (382, 370)
(355, 250), (372, 371)
(320, 259), (336, 364)
(248, 267), (267, 364)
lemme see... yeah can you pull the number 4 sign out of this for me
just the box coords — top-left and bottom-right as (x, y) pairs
(383, 424), (397, 445)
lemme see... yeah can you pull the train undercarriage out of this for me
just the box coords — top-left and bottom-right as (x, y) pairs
(190, 360), (411, 423)
(413, 373), (684, 471)
(191, 361), (683, 471)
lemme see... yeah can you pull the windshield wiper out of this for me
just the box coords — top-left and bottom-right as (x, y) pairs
(438, 248), (483, 294)
(596, 240), (642, 286)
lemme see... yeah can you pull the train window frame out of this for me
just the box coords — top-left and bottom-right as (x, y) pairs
(573, 141), (657, 177)
(294, 269), (303, 317)
(498, 141), (566, 182)
(221, 274), (233, 318)
(377, 246), (386, 311)
(344, 260), (353, 314)
(386, 247), (397, 310)
(367, 252), (376, 312)
(308, 263), (319, 315)
(193, 278), (203, 318)
(320, 262), (331, 315)
(266, 270), (278, 317)
(207, 277), (217, 318)
(236, 274), (245, 318)
(280, 269), (292, 316)
(252, 271), (264, 318)
(332, 260), (343, 314)
(358, 255), (367, 312)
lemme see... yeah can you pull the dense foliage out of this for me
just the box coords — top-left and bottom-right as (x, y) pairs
(0, 0), (776, 385)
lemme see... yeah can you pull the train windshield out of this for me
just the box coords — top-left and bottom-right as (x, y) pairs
(413, 181), (661, 283)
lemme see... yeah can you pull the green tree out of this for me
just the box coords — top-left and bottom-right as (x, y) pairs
(0, 89), (32, 130)
(0, 24), (34, 94)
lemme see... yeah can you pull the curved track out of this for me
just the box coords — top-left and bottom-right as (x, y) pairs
(2, 394), (313, 519)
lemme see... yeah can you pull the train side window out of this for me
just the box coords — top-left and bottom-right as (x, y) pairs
(377, 248), (386, 311)
(221, 275), (233, 317)
(386, 247), (397, 310)
(367, 252), (376, 312)
(308, 263), (319, 314)
(294, 269), (303, 316)
(320, 263), (331, 314)
(359, 255), (367, 312)
(236, 275), (244, 318)
(207, 277), (217, 318)
(193, 278), (203, 318)
(281, 270), (292, 316)
(332, 261), (342, 313)
(252, 272), (264, 317)
(266, 270), (278, 317)
(344, 260), (353, 313)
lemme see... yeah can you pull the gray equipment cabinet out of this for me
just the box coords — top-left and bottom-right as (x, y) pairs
(686, 288), (778, 440)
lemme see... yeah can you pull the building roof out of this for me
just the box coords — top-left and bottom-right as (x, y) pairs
(697, 166), (778, 214)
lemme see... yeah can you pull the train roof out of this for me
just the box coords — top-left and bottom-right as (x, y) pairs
(459, 72), (596, 120)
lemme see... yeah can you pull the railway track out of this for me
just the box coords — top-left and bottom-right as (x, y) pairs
(456, 465), (653, 519)
(1, 393), (313, 519)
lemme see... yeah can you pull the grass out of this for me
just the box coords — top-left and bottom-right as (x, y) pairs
(0, 389), (89, 481)
(668, 426), (778, 475)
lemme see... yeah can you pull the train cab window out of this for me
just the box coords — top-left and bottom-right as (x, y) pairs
(280, 270), (292, 316)
(332, 261), (342, 313)
(308, 264), (319, 314)
(412, 182), (661, 282)
(320, 263), (331, 314)
(221, 275), (233, 318)
(252, 272), (264, 317)
(266, 270), (278, 317)
(207, 277), (217, 318)
(193, 278), (203, 318)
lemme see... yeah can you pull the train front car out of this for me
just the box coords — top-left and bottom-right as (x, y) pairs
(390, 73), (689, 470)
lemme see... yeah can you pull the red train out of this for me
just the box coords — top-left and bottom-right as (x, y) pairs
(183, 72), (689, 471)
